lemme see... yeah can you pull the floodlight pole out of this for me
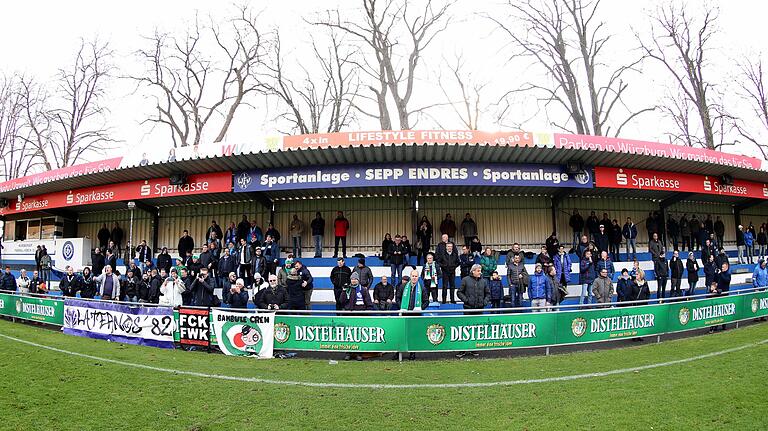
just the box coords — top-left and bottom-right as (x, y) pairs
(127, 201), (136, 260)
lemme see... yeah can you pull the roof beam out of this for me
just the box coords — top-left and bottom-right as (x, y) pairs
(659, 192), (695, 209)
(42, 208), (79, 220)
(131, 200), (159, 216)
(734, 198), (765, 212)
(248, 192), (274, 211)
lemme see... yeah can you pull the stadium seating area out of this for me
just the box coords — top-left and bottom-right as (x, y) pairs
(6, 246), (760, 310)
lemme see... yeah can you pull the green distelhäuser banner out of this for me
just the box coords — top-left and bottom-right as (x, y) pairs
(2, 291), (768, 353)
(272, 315), (405, 352)
(0, 293), (64, 325)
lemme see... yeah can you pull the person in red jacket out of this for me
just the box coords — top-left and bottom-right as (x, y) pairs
(333, 211), (350, 259)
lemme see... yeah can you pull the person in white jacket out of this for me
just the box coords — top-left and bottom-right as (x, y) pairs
(17, 269), (31, 294)
(159, 268), (185, 307)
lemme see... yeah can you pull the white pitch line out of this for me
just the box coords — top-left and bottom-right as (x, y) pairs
(0, 332), (766, 389)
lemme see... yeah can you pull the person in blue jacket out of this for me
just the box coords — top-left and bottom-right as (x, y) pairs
(579, 250), (597, 305)
(528, 263), (553, 312)
(488, 270), (504, 310)
(596, 250), (615, 279)
(753, 259), (768, 289)
(744, 229), (755, 265)
(553, 244), (572, 288)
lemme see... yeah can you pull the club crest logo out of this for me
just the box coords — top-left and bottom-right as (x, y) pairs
(752, 298), (759, 314)
(426, 324), (445, 345)
(571, 318), (587, 337)
(678, 308), (690, 326)
(62, 241), (75, 261)
(237, 172), (252, 190)
(616, 169), (627, 186)
(16, 299), (23, 315)
(574, 170), (591, 185)
(274, 322), (290, 344)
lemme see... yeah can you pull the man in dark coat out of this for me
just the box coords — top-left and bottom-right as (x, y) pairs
(58, 266), (81, 297)
(189, 267), (214, 307)
(111, 222), (124, 255)
(177, 230), (195, 260)
(669, 250), (684, 297)
(257, 275), (289, 310)
(97, 224), (111, 250)
(91, 248), (106, 276)
(330, 257), (352, 310)
(456, 264), (490, 358)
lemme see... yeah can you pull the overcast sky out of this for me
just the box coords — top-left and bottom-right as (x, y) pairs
(1, 0), (767, 162)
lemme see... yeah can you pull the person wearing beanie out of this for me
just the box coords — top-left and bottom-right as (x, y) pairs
(277, 258), (294, 290)
(285, 268), (306, 310)
(341, 272), (373, 312)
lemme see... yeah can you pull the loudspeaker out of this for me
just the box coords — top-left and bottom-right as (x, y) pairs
(566, 161), (583, 175)
(720, 174), (734, 185)
(169, 172), (187, 186)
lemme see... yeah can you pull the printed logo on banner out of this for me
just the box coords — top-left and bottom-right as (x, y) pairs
(140, 181), (151, 196)
(703, 177), (712, 191)
(274, 322), (290, 344)
(236, 172), (252, 190)
(62, 241), (74, 261)
(66, 192), (73, 204)
(0, 299), (4, 309)
(763, 185), (768, 197)
(15, 299), (22, 315)
(178, 308), (210, 346)
(752, 298), (759, 314)
(426, 323), (446, 345)
(678, 308), (690, 325)
(212, 310), (275, 358)
(616, 169), (627, 186)
(571, 317), (587, 337)
(574, 171), (591, 185)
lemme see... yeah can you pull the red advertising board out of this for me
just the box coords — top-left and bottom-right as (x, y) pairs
(555, 134), (763, 171)
(595, 166), (768, 199)
(0, 171), (232, 215)
(283, 130), (535, 149)
(0, 157), (124, 193)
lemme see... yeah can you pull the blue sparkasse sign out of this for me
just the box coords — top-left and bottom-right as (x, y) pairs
(234, 163), (592, 192)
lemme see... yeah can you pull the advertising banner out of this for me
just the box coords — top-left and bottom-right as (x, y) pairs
(594, 166), (768, 200)
(272, 315), (405, 352)
(0, 171), (233, 215)
(403, 312), (555, 352)
(62, 299), (175, 348)
(555, 306), (667, 345)
(282, 130), (537, 149)
(555, 134), (764, 170)
(177, 307), (210, 347)
(665, 295), (743, 332)
(211, 310), (275, 358)
(0, 157), (124, 193)
(234, 163), (592, 192)
(0, 293), (64, 324)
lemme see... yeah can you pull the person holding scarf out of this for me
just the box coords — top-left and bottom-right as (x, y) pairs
(341, 273), (373, 361)
(395, 269), (429, 360)
(420, 252), (442, 303)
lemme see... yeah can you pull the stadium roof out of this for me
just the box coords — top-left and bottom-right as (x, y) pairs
(2, 142), (766, 202)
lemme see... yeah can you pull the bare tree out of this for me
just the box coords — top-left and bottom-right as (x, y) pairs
(313, 0), (453, 130)
(637, 3), (732, 150)
(734, 57), (768, 159)
(489, 0), (651, 136)
(15, 40), (114, 170)
(435, 54), (487, 130)
(0, 74), (39, 180)
(131, 6), (266, 147)
(261, 30), (359, 134)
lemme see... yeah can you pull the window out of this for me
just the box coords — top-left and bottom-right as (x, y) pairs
(41, 218), (56, 238)
(26, 219), (41, 240)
